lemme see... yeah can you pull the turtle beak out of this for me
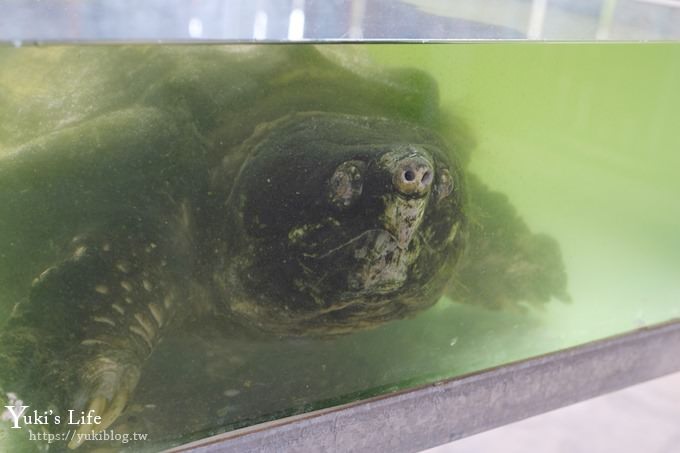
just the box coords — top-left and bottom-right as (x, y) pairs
(379, 147), (434, 249)
(381, 194), (427, 249)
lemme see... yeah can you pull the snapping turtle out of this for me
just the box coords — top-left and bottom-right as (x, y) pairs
(0, 45), (568, 448)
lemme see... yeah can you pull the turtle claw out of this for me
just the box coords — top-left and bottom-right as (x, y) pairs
(102, 388), (130, 430)
(67, 390), (130, 449)
(66, 352), (140, 449)
(68, 397), (106, 449)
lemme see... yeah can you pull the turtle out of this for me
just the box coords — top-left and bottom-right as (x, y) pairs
(0, 45), (569, 449)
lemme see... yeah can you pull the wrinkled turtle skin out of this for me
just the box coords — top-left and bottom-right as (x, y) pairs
(0, 45), (568, 449)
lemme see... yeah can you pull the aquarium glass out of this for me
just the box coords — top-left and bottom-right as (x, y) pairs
(1, 43), (679, 452)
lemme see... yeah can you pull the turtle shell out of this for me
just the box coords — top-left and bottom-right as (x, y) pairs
(0, 45), (453, 321)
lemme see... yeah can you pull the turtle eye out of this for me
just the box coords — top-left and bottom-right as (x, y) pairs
(328, 160), (365, 209)
(435, 168), (454, 202)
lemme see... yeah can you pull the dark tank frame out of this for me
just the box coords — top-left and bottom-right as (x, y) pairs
(170, 320), (680, 453)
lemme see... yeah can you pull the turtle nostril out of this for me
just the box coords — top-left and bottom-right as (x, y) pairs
(393, 156), (434, 197)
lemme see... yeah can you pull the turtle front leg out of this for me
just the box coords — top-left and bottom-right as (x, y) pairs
(1, 230), (190, 449)
(447, 174), (570, 310)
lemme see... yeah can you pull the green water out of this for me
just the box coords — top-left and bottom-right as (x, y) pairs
(1, 43), (679, 452)
(373, 44), (680, 340)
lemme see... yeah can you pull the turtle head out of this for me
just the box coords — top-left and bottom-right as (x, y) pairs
(217, 112), (465, 335)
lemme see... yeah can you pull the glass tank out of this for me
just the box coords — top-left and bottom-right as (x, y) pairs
(1, 1), (679, 452)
